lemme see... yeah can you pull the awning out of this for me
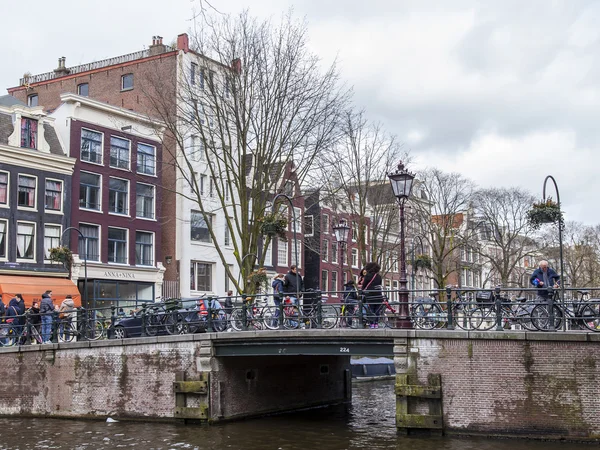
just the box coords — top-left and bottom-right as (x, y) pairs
(0, 275), (81, 308)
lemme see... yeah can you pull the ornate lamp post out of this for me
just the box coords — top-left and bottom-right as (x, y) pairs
(410, 234), (425, 301)
(333, 219), (351, 298)
(542, 175), (565, 304)
(388, 162), (415, 329)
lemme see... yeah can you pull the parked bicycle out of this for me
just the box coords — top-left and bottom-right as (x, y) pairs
(230, 297), (276, 331)
(530, 290), (599, 332)
(469, 289), (537, 331)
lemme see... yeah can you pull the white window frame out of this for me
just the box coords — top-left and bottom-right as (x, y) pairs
(17, 174), (37, 211)
(190, 210), (213, 244)
(108, 176), (130, 216)
(304, 215), (314, 237)
(77, 83), (89, 96)
(44, 224), (62, 261)
(135, 230), (154, 267)
(321, 270), (328, 292)
(79, 171), (102, 212)
(331, 241), (338, 264)
(351, 248), (359, 268)
(0, 219), (8, 261)
(107, 226), (129, 265)
(44, 178), (64, 214)
(16, 221), (36, 262)
(292, 207), (302, 235)
(0, 170), (9, 208)
(290, 241), (301, 269)
(322, 214), (329, 234)
(331, 271), (338, 297)
(27, 94), (38, 107)
(322, 239), (329, 262)
(263, 241), (272, 267)
(80, 127), (104, 165)
(190, 261), (213, 292)
(135, 182), (155, 220)
(277, 238), (288, 267)
(121, 73), (134, 91)
(78, 222), (101, 262)
(137, 143), (157, 176)
(109, 135), (131, 171)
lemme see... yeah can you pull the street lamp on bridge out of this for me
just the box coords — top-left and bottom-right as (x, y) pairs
(388, 162), (415, 329)
(332, 219), (351, 298)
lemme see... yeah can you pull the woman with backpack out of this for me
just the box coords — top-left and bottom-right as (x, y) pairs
(361, 262), (384, 329)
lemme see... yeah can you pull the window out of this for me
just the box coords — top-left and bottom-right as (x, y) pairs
(121, 73), (134, 91)
(79, 172), (101, 210)
(199, 174), (206, 196)
(191, 63), (198, 85)
(284, 180), (294, 197)
(17, 175), (36, 208)
(331, 241), (338, 264)
(292, 207), (302, 234)
(108, 227), (128, 264)
(343, 248), (348, 265)
(352, 221), (358, 241)
(136, 183), (155, 219)
(321, 270), (328, 292)
(137, 143), (156, 175)
(135, 231), (154, 266)
(322, 239), (329, 262)
(191, 211), (212, 243)
(16, 222), (35, 260)
(44, 225), (61, 259)
(291, 241), (301, 269)
(45, 179), (62, 211)
(209, 177), (215, 198)
(21, 118), (37, 149)
(110, 136), (130, 170)
(81, 129), (103, 164)
(304, 215), (314, 236)
(188, 135), (204, 161)
(0, 220), (6, 259)
(225, 264), (233, 292)
(322, 214), (329, 233)
(77, 83), (89, 96)
(190, 261), (212, 291)
(109, 178), (129, 215)
(78, 224), (100, 261)
(263, 241), (272, 266)
(352, 248), (358, 268)
(0, 172), (7, 205)
(27, 95), (38, 107)
(224, 222), (231, 246)
(331, 271), (338, 296)
(277, 238), (288, 267)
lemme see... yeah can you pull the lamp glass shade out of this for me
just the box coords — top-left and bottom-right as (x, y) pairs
(333, 220), (350, 243)
(388, 171), (415, 200)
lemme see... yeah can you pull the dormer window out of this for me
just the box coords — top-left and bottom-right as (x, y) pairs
(27, 95), (38, 107)
(21, 118), (38, 149)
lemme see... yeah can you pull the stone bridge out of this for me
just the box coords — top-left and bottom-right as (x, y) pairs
(1, 329), (600, 441)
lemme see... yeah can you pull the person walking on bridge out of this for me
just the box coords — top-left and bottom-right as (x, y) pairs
(283, 265), (304, 304)
(530, 260), (560, 299)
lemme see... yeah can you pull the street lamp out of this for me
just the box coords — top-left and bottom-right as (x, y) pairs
(333, 219), (351, 298)
(388, 161), (415, 329)
(542, 175), (565, 305)
(61, 227), (88, 308)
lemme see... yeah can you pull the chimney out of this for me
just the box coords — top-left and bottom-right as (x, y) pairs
(53, 56), (70, 77)
(231, 58), (242, 74)
(177, 33), (189, 53)
(149, 35), (166, 56)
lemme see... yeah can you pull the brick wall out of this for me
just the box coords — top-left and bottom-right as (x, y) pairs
(404, 336), (600, 439)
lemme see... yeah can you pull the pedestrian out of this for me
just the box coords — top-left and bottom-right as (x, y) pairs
(7, 295), (25, 339)
(224, 290), (234, 316)
(343, 279), (359, 304)
(358, 267), (367, 289)
(271, 274), (285, 327)
(59, 295), (76, 341)
(283, 265), (304, 304)
(40, 291), (54, 343)
(361, 262), (384, 329)
(530, 260), (560, 299)
(28, 301), (41, 343)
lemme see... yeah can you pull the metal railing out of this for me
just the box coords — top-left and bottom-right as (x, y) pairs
(2, 286), (600, 347)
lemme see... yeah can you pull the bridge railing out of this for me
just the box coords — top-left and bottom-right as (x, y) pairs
(2, 286), (600, 346)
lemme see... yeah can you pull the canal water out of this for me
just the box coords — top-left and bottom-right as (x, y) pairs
(0, 380), (590, 449)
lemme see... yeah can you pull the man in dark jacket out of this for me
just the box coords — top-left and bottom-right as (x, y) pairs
(40, 292), (54, 343)
(530, 260), (560, 299)
(283, 265), (304, 302)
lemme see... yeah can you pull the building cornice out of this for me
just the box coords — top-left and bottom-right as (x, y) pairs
(0, 144), (76, 175)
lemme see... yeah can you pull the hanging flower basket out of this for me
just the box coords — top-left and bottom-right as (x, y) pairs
(248, 268), (269, 290)
(527, 198), (562, 229)
(259, 213), (288, 241)
(49, 246), (74, 268)
(413, 254), (432, 270)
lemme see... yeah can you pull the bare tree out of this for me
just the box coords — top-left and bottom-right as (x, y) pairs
(413, 169), (475, 289)
(315, 109), (407, 275)
(472, 187), (539, 287)
(145, 9), (348, 293)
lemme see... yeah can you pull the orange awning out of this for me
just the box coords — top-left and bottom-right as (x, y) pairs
(0, 275), (81, 308)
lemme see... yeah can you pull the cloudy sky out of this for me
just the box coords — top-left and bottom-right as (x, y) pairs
(2, 0), (598, 224)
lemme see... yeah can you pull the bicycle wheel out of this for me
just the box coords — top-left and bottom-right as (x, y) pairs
(321, 305), (339, 329)
(230, 308), (245, 331)
(261, 306), (279, 330)
(531, 304), (563, 331)
(30, 326), (43, 344)
(145, 313), (160, 336)
(513, 304), (537, 331)
(212, 310), (228, 332)
(581, 304), (600, 331)
(85, 320), (105, 341)
(59, 323), (76, 342)
(453, 305), (473, 330)
(164, 312), (181, 335)
(2, 327), (18, 347)
(411, 303), (443, 330)
(469, 306), (496, 331)
(283, 305), (300, 329)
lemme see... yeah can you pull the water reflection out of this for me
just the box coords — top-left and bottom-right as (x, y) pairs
(0, 380), (590, 449)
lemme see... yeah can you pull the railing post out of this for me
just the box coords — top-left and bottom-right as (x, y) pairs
(495, 286), (503, 331)
(25, 314), (32, 345)
(548, 286), (556, 332)
(242, 300), (248, 331)
(78, 307), (87, 341)
(140, 304), (147, 337)
(446, 286), (454, 330)
(278, 300), (284, 330)
(51, 310), (59, 343)
(316, 290), (323, 329)
(358, 299), (364, 328)
(207, 299), (213, 333)
(107, 306), (116, 340)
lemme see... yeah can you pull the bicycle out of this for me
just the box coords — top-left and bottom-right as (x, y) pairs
(57, 309), (106, 342)
(469, 289), (537, 331)
(230, 297), (276, 331)
(144, 302), (182, 336)
(186, 297), (228, 333)
(0, 313), (43, 346)
(530, 290), (599, 332)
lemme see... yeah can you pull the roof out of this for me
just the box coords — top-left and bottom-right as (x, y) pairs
(0, 95), (26, 107)
(0, 113), (13, 143)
